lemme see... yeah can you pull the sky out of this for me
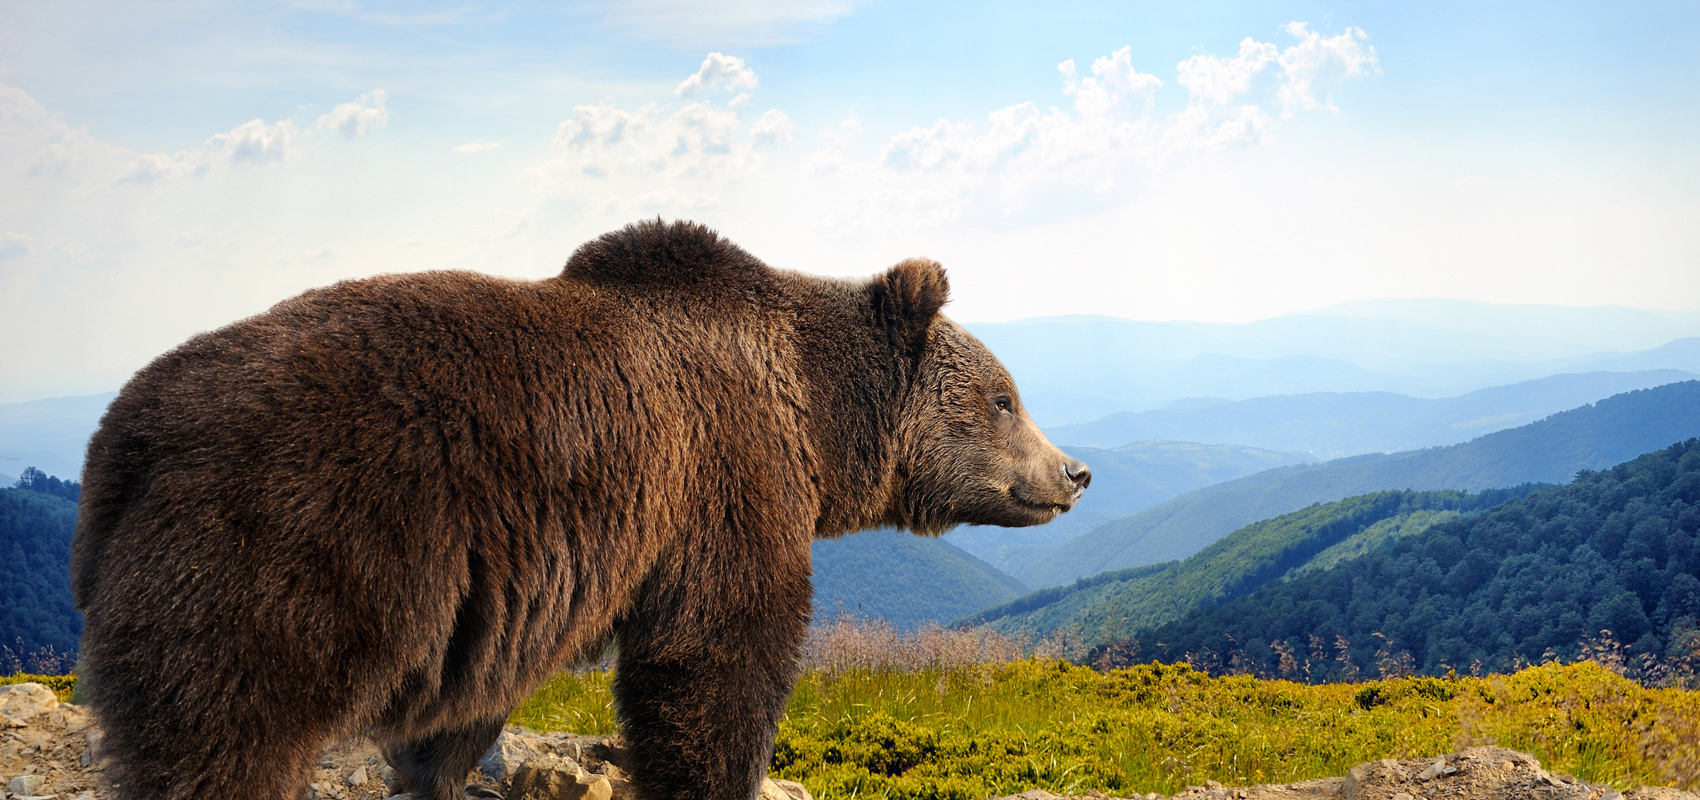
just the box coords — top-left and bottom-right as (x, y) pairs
(1, 0), (1698, 402)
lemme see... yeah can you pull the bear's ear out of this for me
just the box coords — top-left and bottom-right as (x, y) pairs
(871, 258), (949, 360)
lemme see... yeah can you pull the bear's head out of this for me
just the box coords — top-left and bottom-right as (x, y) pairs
(872, 258), (1090, 535)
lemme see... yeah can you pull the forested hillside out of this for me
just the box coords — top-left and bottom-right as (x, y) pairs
(1115, 439), (1700, 682)
(964, 487), (1539, 643)
(1016, 380), (1700, 588)
(1, 478), (81, 668)
(811, 529), (1028, 630)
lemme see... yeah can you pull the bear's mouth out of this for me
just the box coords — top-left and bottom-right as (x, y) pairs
(1008, 486), (1071, 517)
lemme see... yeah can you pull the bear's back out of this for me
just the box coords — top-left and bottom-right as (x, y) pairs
(75, 229), (818, 621)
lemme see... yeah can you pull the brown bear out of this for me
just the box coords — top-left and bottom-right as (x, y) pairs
(71, 219), (1090, 800)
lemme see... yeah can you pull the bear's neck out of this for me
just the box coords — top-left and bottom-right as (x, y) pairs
(785, 278), (908, 539)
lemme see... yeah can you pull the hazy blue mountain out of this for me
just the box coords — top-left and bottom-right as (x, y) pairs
(1309, 298), (1700, 354)
(811, 529), (1028, 630)
(1046, 370), (1696, 459)
(966, 315), (1700, 427)
(945, 440), (1314, 574)
(1013, 380), (1700, 588)
(0, 391), (117, 481)
(1565, 337), (1700, 375)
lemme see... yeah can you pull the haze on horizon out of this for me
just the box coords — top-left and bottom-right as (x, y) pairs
(1, 0), (1697, 403)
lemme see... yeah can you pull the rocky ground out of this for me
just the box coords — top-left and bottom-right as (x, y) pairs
(990, 747), (1700, 800)
(4, 683), (1695, 800)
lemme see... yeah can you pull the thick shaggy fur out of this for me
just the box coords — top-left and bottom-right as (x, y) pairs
(72, 220), (1086, 800)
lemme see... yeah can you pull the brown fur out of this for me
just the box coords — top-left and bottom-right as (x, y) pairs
(71, 220), (1087, 800)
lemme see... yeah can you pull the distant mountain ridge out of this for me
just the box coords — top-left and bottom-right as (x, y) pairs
(1046, 370), (1696, 459)
(1013, 380), (1700, 588)
(967, 307), (1700, 425)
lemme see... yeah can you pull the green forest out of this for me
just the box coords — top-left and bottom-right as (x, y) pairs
(1113, 439), (1700, 684)
(1, 469), (82, 673)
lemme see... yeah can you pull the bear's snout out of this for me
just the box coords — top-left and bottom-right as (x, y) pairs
(1064, 459), (1091, 499)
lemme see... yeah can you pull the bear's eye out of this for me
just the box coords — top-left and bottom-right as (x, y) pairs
(994, 397), (1013, 416)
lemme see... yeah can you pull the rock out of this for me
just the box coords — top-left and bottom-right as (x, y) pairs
(1343, 759), (1402, 799)
(1392, 793), (1413, 800)
(759, 777), (814, 800)
(10, 773), (49, 795)
(481, 731), (552, 782)
(509, 752), (614, 800)
(347, 765), (369, 786)
(0, 683), (60, 728)
(83, 730), (105, 770)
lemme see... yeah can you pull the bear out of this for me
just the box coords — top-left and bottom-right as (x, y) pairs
(71, 219), (1090, 800)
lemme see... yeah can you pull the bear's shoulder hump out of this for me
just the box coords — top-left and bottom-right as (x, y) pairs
(561, 219), (772, 290)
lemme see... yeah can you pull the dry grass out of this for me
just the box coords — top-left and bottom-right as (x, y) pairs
(801, 613), (1079, 674)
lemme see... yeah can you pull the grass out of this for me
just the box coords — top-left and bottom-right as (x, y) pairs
(12, 617), (1695, 800)
(509, 659), (1700, 800)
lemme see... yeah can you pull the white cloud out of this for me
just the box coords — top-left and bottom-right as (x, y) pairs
(602, 0), (859, 47)
(2, 79), (306, 188)
(1275, 23), (1379, 114)
(316, 89), (389, 138)
(805, 110), (863, 173)
(120, 118), (302, 183)
(1060, 46), (1163, 116)
(748, 109), (795, 150)
(1176, 37), (1278, 106)
(676, 53), (759, 98)
(0, 233), (30, 260)
(218, 118), (304, 163)
(5, 84), (392, 189)
(829, 24), (1378, 233)
(453, 142), (503, 153)
(533, 53), (789, 202)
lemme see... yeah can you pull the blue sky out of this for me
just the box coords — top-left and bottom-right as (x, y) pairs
(1, 1), (1697, 401)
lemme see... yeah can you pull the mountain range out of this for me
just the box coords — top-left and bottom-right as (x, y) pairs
(1045, 370), (1695, 459)
(1013, 380), (1700, 589)
(969, 305), (1700, 426)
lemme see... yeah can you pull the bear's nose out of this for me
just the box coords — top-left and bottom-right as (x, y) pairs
(1064, 459), (1091, 495)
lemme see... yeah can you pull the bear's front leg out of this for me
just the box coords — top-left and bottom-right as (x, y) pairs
(612, 556), (811, 800)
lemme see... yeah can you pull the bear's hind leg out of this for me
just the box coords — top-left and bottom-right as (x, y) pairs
(383, 715), (507, 800)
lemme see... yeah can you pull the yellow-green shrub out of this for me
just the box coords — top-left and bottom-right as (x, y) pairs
(0, 673), (76, 702)
(513, 659), (1700, 800)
